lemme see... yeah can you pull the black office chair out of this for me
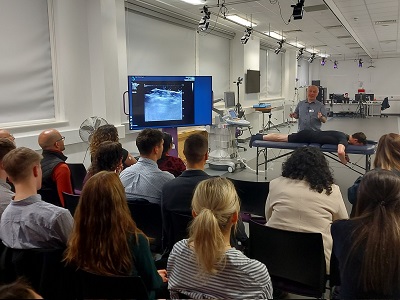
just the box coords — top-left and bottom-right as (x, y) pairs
(227, 178), (269, 222)
(380, 97), (390, 117)
(169, 212), (193, 246)
(127, 199), (163, 253)
(62, 192), (80, 217)
(38, 188), (62, 207)
(248, 220), (327, 298)
(328, 249), (341, 298)
(76, 269), (148, 299)
(0, 247), (66, 298)
(67, 163), (87, 193)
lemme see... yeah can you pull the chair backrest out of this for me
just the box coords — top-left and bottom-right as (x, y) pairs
(228, 178), (269, 217)
(381, 97), (390, 110)
(127, 200), (163, 252)
(62, 192), (80, 217)
(38, 188), (62, 207)
(248, 220), (326, 298)
(170, 212), (193, 246)
(77, 269), (148, 299)
(67, 163), (87, 193)
(0, 247), (66, 298)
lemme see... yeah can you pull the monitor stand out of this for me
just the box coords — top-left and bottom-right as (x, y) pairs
(162, 128), (178, 157)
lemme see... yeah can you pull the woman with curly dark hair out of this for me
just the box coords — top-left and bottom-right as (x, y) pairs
(265, 146), (348, 272)
(89, 124), (137, 169)
(83, 141), (123, 185)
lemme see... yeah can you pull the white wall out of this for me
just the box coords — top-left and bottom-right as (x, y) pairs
(4, 0), (300, 167)
(310, 57), (400, 100)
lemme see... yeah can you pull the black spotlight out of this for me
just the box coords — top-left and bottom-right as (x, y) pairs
(296, 48), (304, 60)
(275, 40), (285, 54)
(308, 53), (316, 63)
(241, 28), (252, 45)
(291, 0), (305, 20)
(198, 6), (211, 32)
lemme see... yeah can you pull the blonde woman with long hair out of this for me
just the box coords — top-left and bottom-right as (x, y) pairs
(64, 171), (166, 298)
(167, 177), (273, 299)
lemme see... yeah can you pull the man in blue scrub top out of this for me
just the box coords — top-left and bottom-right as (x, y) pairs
(290, 85), (327, 131)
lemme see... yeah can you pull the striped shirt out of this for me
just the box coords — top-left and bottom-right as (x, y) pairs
(167, 239), (273, 299)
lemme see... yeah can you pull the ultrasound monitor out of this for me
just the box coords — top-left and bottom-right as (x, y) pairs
(127, 76), (212, 130)
(227, 108), (238, 119)
(224, 91), (236, 108)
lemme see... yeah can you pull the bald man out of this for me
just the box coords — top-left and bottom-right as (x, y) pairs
(0, 129), (15, 144)
(289, 85), (327, 131)
(38, 129), (73, 207)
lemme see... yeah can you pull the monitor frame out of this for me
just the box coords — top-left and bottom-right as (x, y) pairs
(127, 75), (212, 130)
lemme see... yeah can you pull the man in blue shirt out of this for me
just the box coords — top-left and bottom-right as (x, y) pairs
(120, 129), (174, 204)
(290, 85), (327, 131)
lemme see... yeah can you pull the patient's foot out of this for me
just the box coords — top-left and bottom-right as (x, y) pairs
(249, 133), (264, 148)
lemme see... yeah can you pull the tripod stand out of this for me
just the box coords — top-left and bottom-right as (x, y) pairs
(234, 77), (244, 118)
(266, 111), (280, 132)
(355, 101), (365, 118)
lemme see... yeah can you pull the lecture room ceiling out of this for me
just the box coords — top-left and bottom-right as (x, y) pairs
(131, 0), (400, 60)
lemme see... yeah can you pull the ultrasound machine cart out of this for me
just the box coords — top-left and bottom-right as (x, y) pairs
(207, 110), (249, 173)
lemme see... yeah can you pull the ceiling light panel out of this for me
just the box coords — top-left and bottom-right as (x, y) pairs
(265, 32), (284, 40)
(288, 41), (305, 48)
(178, 0), (206, 4)
(225, 15), (257, 27)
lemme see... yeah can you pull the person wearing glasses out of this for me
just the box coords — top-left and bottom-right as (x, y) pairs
(0, 129), (16, 145)
(38, 129), (73, 207)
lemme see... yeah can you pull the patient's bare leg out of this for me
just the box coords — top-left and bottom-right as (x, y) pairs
(264, 133), (289, 142)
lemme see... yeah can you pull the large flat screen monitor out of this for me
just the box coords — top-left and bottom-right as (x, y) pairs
(128, 76), (212, 130)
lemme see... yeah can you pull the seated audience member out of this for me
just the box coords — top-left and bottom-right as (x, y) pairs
(90, 124), (136, 169)
(348, 133), (400, 208)
(38, 129), (73, 207)
(161, 133), (210, 251)
(167, 177), (273, 299)
(83, 141), (123, 185)
(265, 147), (348, 272)
(0, 278), (42, 299)
(343, 92), (350, 103)
(120, 129), (174, 204)
(64, 171), (167, 299)
(0, 138), (16, 218)
(0, 147), (73, 249)
(157, 132), (186, 177)
(0, 129), (15, 144)
(332, 169), (400, 298)
(162, 133), (248, 252)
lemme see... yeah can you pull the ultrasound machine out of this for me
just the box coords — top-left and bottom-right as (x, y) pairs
(207, 108), (249, 173)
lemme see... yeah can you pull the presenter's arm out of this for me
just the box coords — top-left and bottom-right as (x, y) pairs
(318, 112), (327, 123)
(290, 102), (300, 119)
(337, 144), (347, 165)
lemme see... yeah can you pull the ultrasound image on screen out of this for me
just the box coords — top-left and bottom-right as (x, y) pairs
(144, 85), (183, 122)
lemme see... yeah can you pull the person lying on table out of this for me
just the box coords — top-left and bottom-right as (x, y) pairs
(249, 129), (367, 165)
